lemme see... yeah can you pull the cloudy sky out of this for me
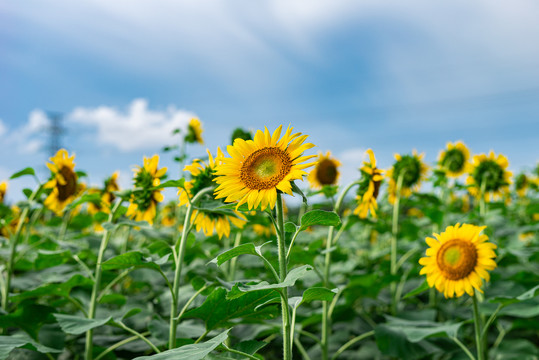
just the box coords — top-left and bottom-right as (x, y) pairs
(1, 1), (539, 201)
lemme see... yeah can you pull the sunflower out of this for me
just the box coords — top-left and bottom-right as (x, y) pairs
(387, 150), (428, 204)
(0, 205), (20, 238)
(0, 181), (7, 203)
(44, 149), (81, 215)
(214, 125), (316, 211)
(307, 151), (341, 189)
(354, 149), (384, 219)
(126, 155), (167, 225)
(88, 172), (120, 215)
(466, 151), (512, 202)
(438, 141), (471, 177)
(514, 173), (529, 198)
(179, 148), (246, 239)
(419, 223), (497, 298)
(185, 118), (204, 144)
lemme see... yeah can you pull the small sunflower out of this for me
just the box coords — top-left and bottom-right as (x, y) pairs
(179, 148), (246, 239)
(160, 202), (177, 227)
(214, 125), (316, 211)
(88, 172), (120, 215)
(307, 151), (341, 189)
(438, 141), (471, 177)
(0, 205), (20, 238)
(44, 149), (81, 215)
(126, 155), (167, 225)
(466, 151), (512, 202)
(231, 127), (253, 144)
(514, 173), (529, 198)
(185, 118), (204, 144)
(419, 223), (497, 298)
(0, 181), (7, 203)
(387, 150), (428, 204)
(252, 223), (276, 238)
(353, 149), (384, 219)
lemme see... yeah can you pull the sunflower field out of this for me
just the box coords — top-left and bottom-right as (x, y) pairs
(1, 122), (538, 360)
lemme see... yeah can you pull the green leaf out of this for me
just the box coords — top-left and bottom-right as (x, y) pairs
(186, 288), (278, 331)
(227, 265), (313, 299)
(102, 251), (171, 271)
(491, 284), (539, 306)
(230, 340), (268, 359)
(284, 222), (297, 233)
(382, 316), (464, 342)
(53, 314), (112, 335)
(10, 167), (35, 180)
(299, 210), (341, 231)
(0, 333), (62, 360)
(102, 219), (151, 232)
(0, 303), (56, 339)
(208, 242), (271, 267)
(300, 287), (338, 304)
(403, 280), (430, 299)
(10, 274), (92, 303)
(290, 181), (308, 205)
(133, 329), (230, 360)
(155, 179), (185, 189)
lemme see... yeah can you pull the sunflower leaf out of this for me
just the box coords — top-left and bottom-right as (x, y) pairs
(208, 242), (272, 267)
(291, 181), (308, 205)
(299, 210), (341, 231)
(155, 179), (185, 189)
(53, 313), (112, 335)
(0, 333), (62, 360)
(403, 280), (430, 299)
(10, 167), (36, 180)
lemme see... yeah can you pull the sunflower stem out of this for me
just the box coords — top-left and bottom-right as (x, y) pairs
(472, 292), (485, 360)
(390, 172), (405, 315)
(169, 186), (213, 350)
(479, 175), (487, 219)
(58, 209), (72, 243)
(322, 180), (358, 360)
(275, 192), (292, 360)
(85, 200), (123, 360)
(228, 232), (242, 281)
(1, 184), (41, 319)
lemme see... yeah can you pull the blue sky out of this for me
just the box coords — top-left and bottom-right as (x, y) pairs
(1, 1), (539, 201)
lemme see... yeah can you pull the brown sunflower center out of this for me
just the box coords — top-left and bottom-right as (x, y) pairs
(58, 166), (78, 201)
(437, 239), (477, 280)
(316, 159), (338, 185)
(240, 147), (292, 190)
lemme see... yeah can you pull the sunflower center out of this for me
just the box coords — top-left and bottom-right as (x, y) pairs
(393, 155), (421, 188)
(442, 149), (465, 173)
(316, 159), (338, 185)
(437, 239), (477, 280)
(473, 160), (505, 192)
(241, 147), (292, 190)
(57, 166), (78, 201)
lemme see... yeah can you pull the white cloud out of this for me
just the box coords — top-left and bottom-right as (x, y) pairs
(68, 98), (197, 152)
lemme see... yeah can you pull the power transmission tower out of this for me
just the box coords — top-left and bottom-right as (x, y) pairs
(46, 112), (65, 157)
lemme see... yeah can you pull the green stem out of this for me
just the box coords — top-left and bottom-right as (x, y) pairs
(276, 192), (292, 360)
(330, 330), (374, 360)
(85, 200), (122, 360)
(294, 337), (312, 360)
(175, 285), (208, 321)
(228, 232), (242, 281)
(390, 172), (405, 315)
(117, 321), (160, 354)
(472, 292), (485, 360)
(94, 332), (150, 360)
(481, 304), (503, 343)
(322, 181), (358, 360)
(220, 344), (260, 360)
(479, 176), (487, 219)
(169, 187), (213, 350)
(2, 185), (41, 313)
(97, 269), (132, 302)
(194, 329), (210, 344)
(58, 209), (71, 242)
(452, 337), (476, 360)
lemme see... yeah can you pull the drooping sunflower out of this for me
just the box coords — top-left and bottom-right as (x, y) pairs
(419, 223), (497, 298)
(438, 141), (471, 177)
(307, 151), (341, 189)
(466, 151), (512, 202)
(214, 125), (316, 211)
(514, 173), (529, 198)
(387, 150), (428, 204)
(353, 149), (384, 219)
(179, 148), (246, 239)
(185, 118), (204, 144)
(88, 172), (120, 215)
(126, 155), (167, 225)
(0, 181), (7, 203)
(44, 149), (81, 215)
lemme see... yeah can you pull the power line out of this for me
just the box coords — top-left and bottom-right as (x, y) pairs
(46, 111), (65, 157)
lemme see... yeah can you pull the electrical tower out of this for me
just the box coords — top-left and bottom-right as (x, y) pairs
(46, 112), (65, 157)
